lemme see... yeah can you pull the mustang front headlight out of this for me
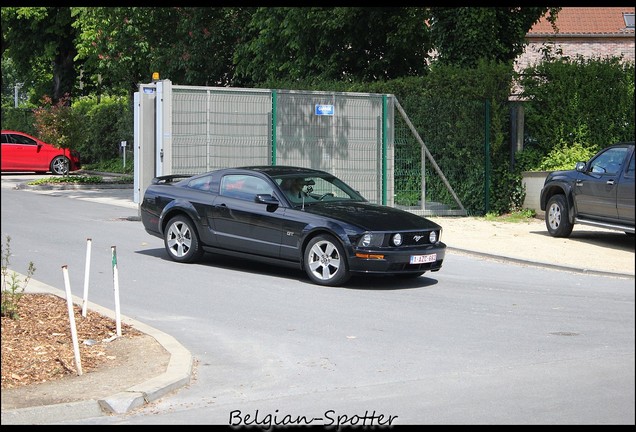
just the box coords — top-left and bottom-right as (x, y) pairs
(429, 230), (438, 243)
(358, 232), (383, 247)
(391, 233), (402, 246)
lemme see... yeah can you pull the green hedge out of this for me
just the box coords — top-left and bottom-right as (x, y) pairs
(516, 56), (635, 172)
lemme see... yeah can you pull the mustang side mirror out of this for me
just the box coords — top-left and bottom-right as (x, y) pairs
(255, 194), (279, 206)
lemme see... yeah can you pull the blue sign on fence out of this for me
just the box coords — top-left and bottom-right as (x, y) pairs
(315, 104), (334, 116)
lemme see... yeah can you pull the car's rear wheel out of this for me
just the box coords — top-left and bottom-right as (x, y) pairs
(545, 194), (573, 237)
(50, 156), (70, 175)
(164, 215), (204, 263)
(303, 234), (351, 286)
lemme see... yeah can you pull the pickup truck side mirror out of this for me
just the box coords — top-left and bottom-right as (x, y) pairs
(575, 161), (586, 172)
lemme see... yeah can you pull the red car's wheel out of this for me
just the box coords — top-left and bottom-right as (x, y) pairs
(50, 155), (70, 175)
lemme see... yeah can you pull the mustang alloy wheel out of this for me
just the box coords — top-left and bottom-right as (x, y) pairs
(164, 215), (204, 263)
(303, 234), (351, 286)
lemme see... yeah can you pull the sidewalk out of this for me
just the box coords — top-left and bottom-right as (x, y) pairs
(429, 216), (634, 278)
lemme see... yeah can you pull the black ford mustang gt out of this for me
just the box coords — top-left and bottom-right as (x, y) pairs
(140, 165), (446, 286)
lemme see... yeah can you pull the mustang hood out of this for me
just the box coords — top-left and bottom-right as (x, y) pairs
(302, 202), (441, 231)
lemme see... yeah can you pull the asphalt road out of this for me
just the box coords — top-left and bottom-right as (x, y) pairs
(1, 174), (634, 425)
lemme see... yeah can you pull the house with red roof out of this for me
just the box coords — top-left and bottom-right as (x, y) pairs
(515, 7), (635, 71)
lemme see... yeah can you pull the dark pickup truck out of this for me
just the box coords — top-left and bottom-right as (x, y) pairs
(540, 142), (635, 237)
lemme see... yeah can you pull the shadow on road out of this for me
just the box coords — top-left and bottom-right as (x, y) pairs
(134, 248), (440, 290)
(530, 229), (635, 252)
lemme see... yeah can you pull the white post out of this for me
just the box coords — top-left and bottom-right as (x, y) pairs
(111, 246), (122, 337)
(62, 265), (83, 376)
(121, 141), (127, 169)
(81, 238), (92, 317)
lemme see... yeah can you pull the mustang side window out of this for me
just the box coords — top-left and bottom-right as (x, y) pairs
(221, 175), (271, 201)
(188, 175), (213, 191)
(220, 175), (244, 198)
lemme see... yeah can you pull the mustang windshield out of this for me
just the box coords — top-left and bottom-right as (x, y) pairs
(274, 174), (366, 205)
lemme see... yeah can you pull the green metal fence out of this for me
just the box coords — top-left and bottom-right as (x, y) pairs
(393, 98), (489, 216)
(141, 81), (491, 215)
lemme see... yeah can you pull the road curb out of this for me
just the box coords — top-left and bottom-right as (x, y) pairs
(15, 182), (133, 191)
(447, 246), (634, 279)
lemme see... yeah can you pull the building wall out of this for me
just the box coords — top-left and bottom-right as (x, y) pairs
(516, 37), (636, 72)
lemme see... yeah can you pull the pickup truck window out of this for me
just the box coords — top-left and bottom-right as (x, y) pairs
(590, 147), (628, 175)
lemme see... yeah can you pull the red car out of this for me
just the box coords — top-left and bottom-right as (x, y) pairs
(1, 130), (81, 175)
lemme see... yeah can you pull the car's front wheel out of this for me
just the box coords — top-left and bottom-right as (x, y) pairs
(164, 215), (204, 263)
(545, 194), (573, 238)
(50, 156), (70, 175)
(303, 234), (351, 286)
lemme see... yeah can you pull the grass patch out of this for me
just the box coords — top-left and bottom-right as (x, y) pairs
(82, 158), (133, 175)
(483, 209), (537, 223)
(27, 174), (133, 185)
(28, 175), (104, 185)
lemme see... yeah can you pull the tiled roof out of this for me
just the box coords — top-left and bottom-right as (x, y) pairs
(528, 7), (635, 36)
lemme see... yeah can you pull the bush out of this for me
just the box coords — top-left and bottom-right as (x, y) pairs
(0, 108), (36, 134)
(537, 143), (597, 171)
(1, 236), (36, 319)
(520, 56), (634, 162)
(72, 94), (133, 165)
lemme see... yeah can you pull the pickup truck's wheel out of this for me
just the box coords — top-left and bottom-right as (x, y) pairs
(545, 194), (573, 238)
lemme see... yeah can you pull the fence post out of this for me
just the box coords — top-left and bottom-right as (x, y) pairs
(484, 99), (491, 214)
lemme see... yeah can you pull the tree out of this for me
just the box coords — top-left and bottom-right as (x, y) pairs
(233, 7), (432, 85)
(73, 7), (169, 98)
(74, 7), (252, 95)
(161, 7), (254, 86)
(427, 7), (560, 67)
(32, 94), (82, 176)
(1, 7), (79, 105)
